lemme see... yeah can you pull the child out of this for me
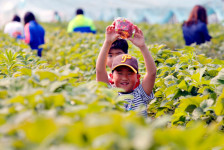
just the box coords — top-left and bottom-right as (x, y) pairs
(107, 39), (128, 69)
(96, 24), (157, 117)
(107, 34), (140, 88)
(107, 39), (128, 84)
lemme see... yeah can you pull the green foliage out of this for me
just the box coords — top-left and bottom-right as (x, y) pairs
(0, 22), (224, 149)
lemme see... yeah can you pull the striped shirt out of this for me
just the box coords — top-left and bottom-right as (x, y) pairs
(119, 84), (154, 117)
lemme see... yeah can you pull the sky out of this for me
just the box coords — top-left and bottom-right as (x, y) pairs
(0, 0), (223, 27)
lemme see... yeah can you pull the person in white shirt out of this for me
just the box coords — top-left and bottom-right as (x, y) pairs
(4, 15), (24, 39)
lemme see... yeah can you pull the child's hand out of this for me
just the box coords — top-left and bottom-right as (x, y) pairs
(105, 25), (120, 44)
(128, 25), (146, 49)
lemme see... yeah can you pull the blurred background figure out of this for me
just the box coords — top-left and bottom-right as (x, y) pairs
(24, 12), (45, 57)
(67, 8), (96, 34)
(4, 14), (24, 39)
(52, 11), (61, 23)
(182, 5), (212, 46)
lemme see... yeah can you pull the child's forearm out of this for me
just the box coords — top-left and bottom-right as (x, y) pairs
(140, 44), (157, 76)
(96, 40), (112, 84)
(140, 44), (157, 95)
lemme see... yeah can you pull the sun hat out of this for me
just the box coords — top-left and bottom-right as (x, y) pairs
(112, 54), (138, 73)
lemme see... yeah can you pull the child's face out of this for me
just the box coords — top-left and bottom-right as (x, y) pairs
(107, 49), (125, 69)
(112, 66), (138, 93)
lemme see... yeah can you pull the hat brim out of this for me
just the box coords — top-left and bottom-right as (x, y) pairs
(112, 64), (137, 74)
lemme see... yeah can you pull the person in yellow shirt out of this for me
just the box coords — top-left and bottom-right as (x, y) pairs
(67, 8), (96, 34)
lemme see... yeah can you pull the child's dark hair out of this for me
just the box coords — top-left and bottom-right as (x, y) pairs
(24, 12), (36, 25)
(76, 8), (84, 15)
(12, 15), (21, 22)
(110, 39), (128, 54)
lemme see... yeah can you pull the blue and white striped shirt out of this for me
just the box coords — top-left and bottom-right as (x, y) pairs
(119, 84), (154, 117)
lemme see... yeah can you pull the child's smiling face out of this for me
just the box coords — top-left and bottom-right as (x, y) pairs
(107, 49), (125, 69)
(112, 66), (138, 93)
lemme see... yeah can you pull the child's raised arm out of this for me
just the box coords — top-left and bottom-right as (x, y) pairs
(96, 25), (119, 84)
(128, 25), (157, 95)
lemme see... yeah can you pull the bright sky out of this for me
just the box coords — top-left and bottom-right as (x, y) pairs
(0, 0), (223, 28)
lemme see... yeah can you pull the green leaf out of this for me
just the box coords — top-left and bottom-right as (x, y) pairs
(177, 80), (188, 91)
(8, 95), (25, 104)
(44, 94), (66, 108)
(0, 90), (7, 99)
(197, 55), (212, 65)
(214, 89), (224, 115)
(191, 73), (200, 83)
(20, 117), (58, 143)
(49, 81), (67, 92)
(20, 68), (32, 76)
(211, 68), (224, 85)
(165, 85), (178, 98)
(35, 71), (58, 82)
(155, 90), (163, 97)
(165, 58), (177, 66)
(185, 104), (197, 113)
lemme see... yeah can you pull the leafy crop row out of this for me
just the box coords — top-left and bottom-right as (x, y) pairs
(0, 22), (224, 149)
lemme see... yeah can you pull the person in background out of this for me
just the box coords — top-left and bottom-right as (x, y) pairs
(182, 5), (212, 46)
(67, 8), (96, 34)
(24, 12), (45, 57)
(4, 14), (24, 39)
(52, 11), (61, 23)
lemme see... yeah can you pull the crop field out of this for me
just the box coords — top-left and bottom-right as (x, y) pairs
(0, 22), (224, 149)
